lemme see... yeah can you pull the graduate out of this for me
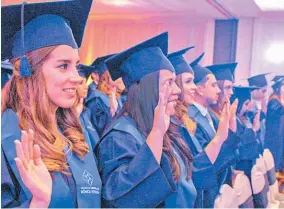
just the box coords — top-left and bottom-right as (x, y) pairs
(187, 53), (240, 208)
(114, 77), (127, 104)
(247, 73), (270, 147)
(75, 68), (101, 151)
(248, 73), (270, 114)
(264, 76), (284, 172)
(207, 62), (237, 119)
(233, 86), (262, 178)
(80, 54), (124, 136)
(206, 63), (264, 177)
(1, 1), (102, 208)
(1, 61), (13, 89)
(206, 63), (244, 139)
(168, 48), (236, 208)
(96, 32), (203, 208)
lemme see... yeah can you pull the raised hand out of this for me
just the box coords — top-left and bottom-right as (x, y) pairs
(14, 130), (52, 208)
(216, 101), (230, 143)
(229, 99), (238, 132)
(152, 82), (171, 136)
(147, 83), (171, 164)
(110, 87), (118, 117)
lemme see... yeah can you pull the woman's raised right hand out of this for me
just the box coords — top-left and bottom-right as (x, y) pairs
(14, 129), (52, 208)
(152, 83), (171, 136)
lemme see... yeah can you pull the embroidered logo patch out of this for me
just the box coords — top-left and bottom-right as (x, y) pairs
(83, 169), (94, 186)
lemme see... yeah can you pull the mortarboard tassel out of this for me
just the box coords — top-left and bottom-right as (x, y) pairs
(19, 2), (32, 77)
(19, 55), (32, 77)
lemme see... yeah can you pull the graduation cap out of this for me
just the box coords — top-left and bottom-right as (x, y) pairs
(247, 73), (269, 88)
(77, 54), (116, 79)
(91, 54), (116, 75)
(77, 64), (95, 78)
(234, 86), (260, 102)
(272, 75), (284, 82)
(105, 32), (175, 88)
(167, 46), (194, 75)
(1, 61), (14, 88)
(272, 77), (284, 90)
(189, 52), (212, 84)
(2, 0), (93, 77)
(206, 62), (238, 82)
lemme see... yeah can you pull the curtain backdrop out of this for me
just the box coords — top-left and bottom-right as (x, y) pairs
(79, 18), (215, 66)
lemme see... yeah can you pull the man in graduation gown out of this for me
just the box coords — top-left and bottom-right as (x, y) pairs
(207, 63), (263, 178)
(264, 76), (284, 192)
(187, 54), (241, 208)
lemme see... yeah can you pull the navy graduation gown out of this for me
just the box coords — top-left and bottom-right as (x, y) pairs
(188, 105), (240, 208)
(235, 117), (261, 179)
(88, 82), (97, 92)
(264, 97), (284, 170)
(1, 109), (101, 208)
(85, 89), (122, 136)
(171, 118), (218, 190)
(97, 115), (177, 208)
(171, 118), (219, 208)
(164, 148), (197, 208)
(248, 110), (266, 149)
(79, 108), (100, 151)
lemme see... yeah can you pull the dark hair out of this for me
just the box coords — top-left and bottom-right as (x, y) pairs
(236, 98), (249, 115)
(117, 71), (193, 181)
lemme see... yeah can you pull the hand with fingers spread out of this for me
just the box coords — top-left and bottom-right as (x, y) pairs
(252, 110), (261, 133)
(152, 83), (171, 136)
(14, 130), (52, 208)
(229, 99), (238, 133)
(216, 101), (230, 144)
(205, 101), (231, 163)
(110, 88), (118, 117)
(146, 83), (171, 164)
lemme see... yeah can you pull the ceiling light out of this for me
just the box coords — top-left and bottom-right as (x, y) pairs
(100, 0), (135, 7)
(254, 0), (284, 11)
(266, 43), (284, 64)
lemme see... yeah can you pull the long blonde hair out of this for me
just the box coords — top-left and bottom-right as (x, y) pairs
(173, 74), (197, 134)
(2, 46), (89, 174)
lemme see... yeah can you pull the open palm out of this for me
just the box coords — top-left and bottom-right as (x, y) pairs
(14, 130), (52, 206)
(110, 89), (118, 116)
(153, 83), (171, 135)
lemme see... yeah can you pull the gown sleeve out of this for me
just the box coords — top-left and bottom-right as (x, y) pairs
(1, 109), (32, 208)
(80, 108), (101, 151)
(97, 130), (176, 208)
(87, 98), (112, 136)
(194, 125), (239, 173)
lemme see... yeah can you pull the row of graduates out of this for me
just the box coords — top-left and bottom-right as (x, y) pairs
(1, 0), (284, 208)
